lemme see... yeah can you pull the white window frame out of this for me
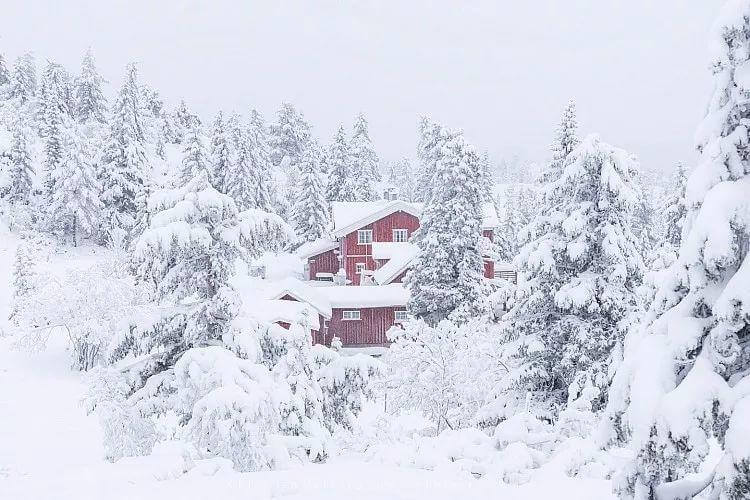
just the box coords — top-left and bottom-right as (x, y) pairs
(393, 228), (408, 243)
(394, 310), (409, 322)
(357, 229), (373, 245)
(355, 263), (366, 274)
(342, 310), (361, 321)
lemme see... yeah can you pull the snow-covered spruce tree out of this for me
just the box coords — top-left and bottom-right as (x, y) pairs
(406, 127), (486, 325)
(3, 118), (34, 204)
(396, 157), (417, 202)
(180, 121), (208, 186)
(604, 4), (750, 498)
(415, 116), (442, 203)
(292, 146), (330, 243)
(349, 112), (379, 200)
(661, 163), (688, 249)
(537, 100), (579, 185)
(39, 62), (71, 206)
(326, 126), (358, 202)
(479, 151), (494, 201)
(172, 99), (199, 143)
(99, 63), (148, 242)
(207, 110), (232, 192)
(47, 125), (103, 246)
(505, 134), (644, 417)
(495, 193), (518, 262)
(246, 109), (275, 211)
(9, 243), (36, 327)
(75, 48), (107, 125)
(8, 53), (37, 104)
(269, 102), (312, 169)
(225, 110), (274, 211)
(0, 53), (11, 88)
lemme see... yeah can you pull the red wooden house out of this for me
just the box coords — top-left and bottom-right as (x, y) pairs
(286, 200), (503, 349)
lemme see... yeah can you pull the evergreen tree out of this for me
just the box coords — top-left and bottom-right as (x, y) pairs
(269, 102), (311, 169)
(9, 244), (35, 326)
(605, 5), (750, 498)
(349, 112), (379, 200)
(39, 62), (70, 204)
(225, 110), (274, 211)
(172, 99), (199, 144)
(326, 126), (357, 202)
(396, 158), (417, 202)
(3, 119), (34, 204)
(538, 100), (579, 184)
(75, 48), (107, 124)
(292, 147), (330, 243)
(246, 109), (274, 211)
(48, 125), (103, 246)
(99, 63), (148, 239)
(662, 163), (688, 248)
(479, 151), (494, 201)
(207, 111), (232, 192)
(415, 116), (458, 203)
(180, 121), (209, 186)
(506, 134), (644, 415)
(406, 126), (486, 325)
(9, 53), (37, 104)
(0, 53), (10, 88)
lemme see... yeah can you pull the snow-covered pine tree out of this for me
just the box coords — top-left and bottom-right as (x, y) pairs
(3, 118), (34, 204)
(48, 124), (103, 246)
(662, 163), (688, 249)
(415, 116), (442, 203)
(99, 63), (148, 241)
(0, 54), (10, 88)
(537, 100), (579, 185)
(326, 126), (358, 202)
(8, 53), (37, 104)
(495, 193), (518, 262)
(75, 48), (107, 124)
(505, 134), (644, 417)
(246, 109), (274, 211)
(173, 99), (199, 143)
(269, 102), (312, 169)
(479, 151), (494, 201)
(225, 110), (274, 211)
(207, 110), (232, 192)
(39, 61), (70, 205)
(406, 127), (486, 325)
(604, 4), (750, 498)
(396, 157), (417, 202)
(9, 243), (35, 326)
(292, 146), (330, 243)
(180, 120), (209, 186)
(349, 112), (379, 200)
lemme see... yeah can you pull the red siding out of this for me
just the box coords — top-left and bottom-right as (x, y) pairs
(483, 229), (494, 243)
(391, 269), (408, 283)
(484, 259), (495, 279)
(341, 210), (420, 285)
(322, 306), (406, 347)
(307, 249), (340, 280)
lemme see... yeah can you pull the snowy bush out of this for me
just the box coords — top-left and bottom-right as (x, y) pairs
(384, 318), (504, 435)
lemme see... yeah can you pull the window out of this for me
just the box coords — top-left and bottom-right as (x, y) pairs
(342, 310), (361, 321)
(393, 229), (408, 242)
(356, 263), (366, 274)
(394, 310), (409, 322)
(357, 230), (373, 244)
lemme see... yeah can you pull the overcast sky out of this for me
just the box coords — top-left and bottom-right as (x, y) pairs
(2, 0), (722, 172)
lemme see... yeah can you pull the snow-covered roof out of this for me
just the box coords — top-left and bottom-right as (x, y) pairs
(252, 299), (321, 331)
(331, 201), (422, 237)
(481, 202), (500, 229)
(266, 277), (333, 318)
(295, 238), (338, 259)
(315, 283), (409, 308)
(371, 243), (419, 285)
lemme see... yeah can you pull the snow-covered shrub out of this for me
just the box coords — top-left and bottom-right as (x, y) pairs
(173, 346), (281, 472)
(384, 318), (503, 435)
(15, 261), (143, 370)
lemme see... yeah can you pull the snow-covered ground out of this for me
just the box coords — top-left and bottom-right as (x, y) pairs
(0, 229), (614, 500)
